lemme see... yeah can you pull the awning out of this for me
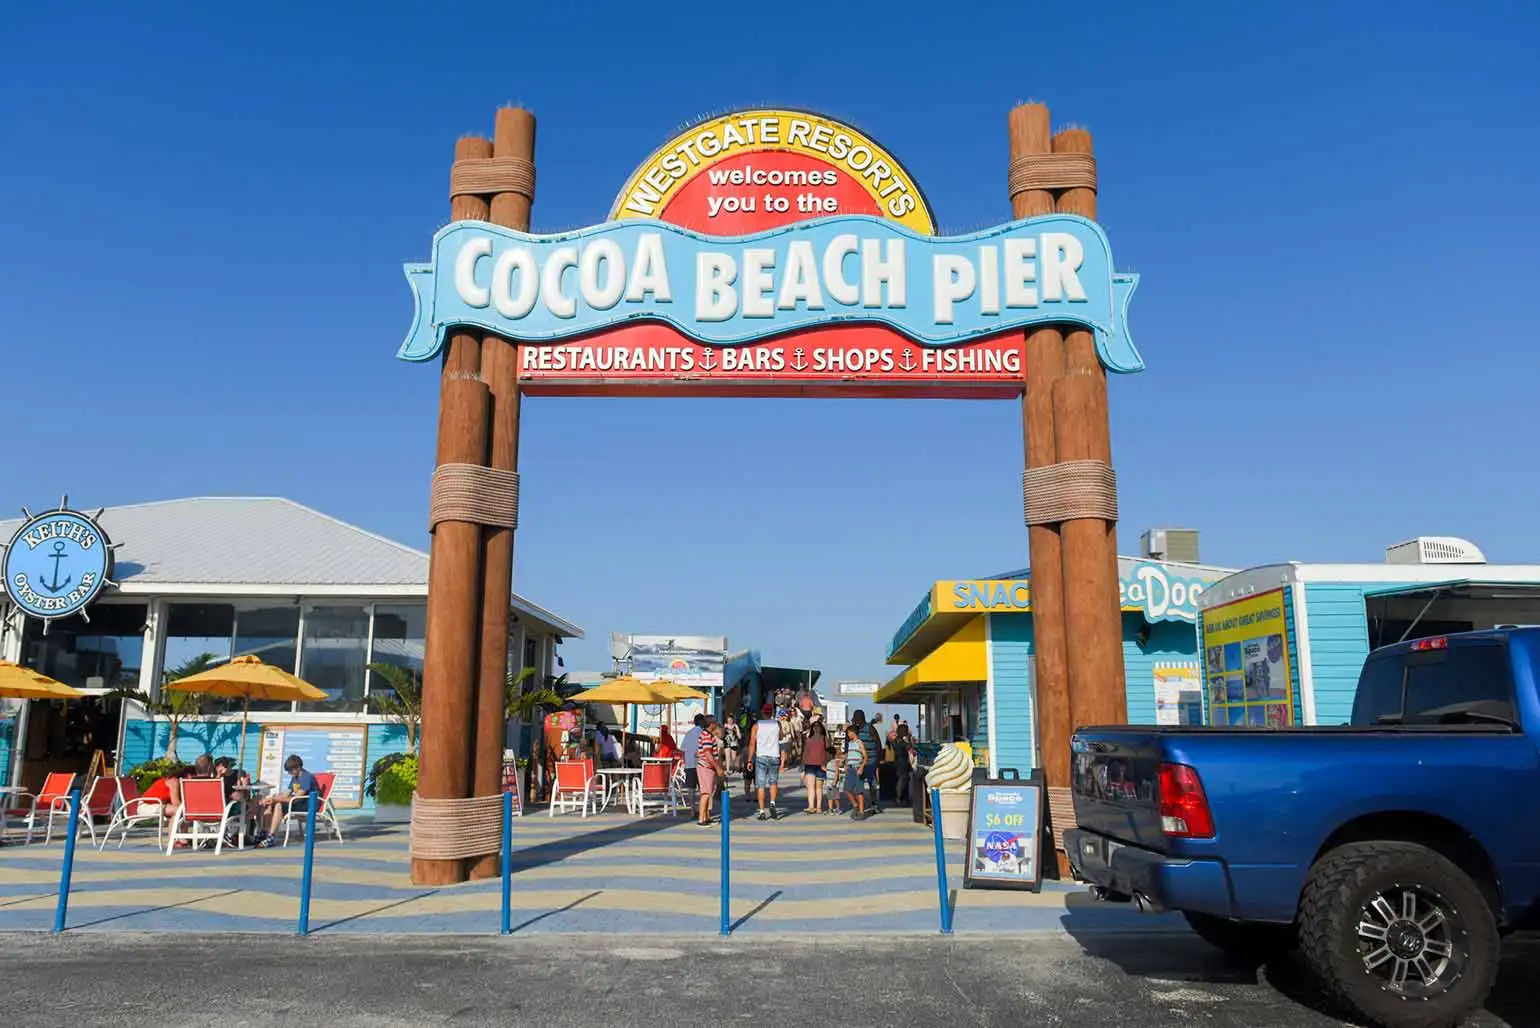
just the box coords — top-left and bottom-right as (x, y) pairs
(1363, 580), (1540, 601)
(875, 616), (988, 704)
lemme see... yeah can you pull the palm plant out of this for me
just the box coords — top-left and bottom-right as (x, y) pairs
(505, 665), (562, 722)
(107, 652), (219, 759)
(367, 662), (423, 753)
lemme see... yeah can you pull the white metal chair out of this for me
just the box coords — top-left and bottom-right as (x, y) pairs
(99, 777), (166, 849)
(282, 772), (345, 846)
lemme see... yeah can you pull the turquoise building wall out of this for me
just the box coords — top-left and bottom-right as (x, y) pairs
(121, 717), (411, 810)
(982, 612), (1201, 775)
(1302, 583), (1375, 725)
(987, 614), (1035, 773)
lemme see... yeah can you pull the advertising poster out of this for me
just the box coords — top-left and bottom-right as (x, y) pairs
(1152, 662), (1203, 726)
(1200, 589), (1294, 728)
(963, 779), (1044, 891)
(619, 633), (727, 734)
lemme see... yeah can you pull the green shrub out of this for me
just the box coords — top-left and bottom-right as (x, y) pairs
(372, 754), (418, 807)
(126, 757), (190, 792)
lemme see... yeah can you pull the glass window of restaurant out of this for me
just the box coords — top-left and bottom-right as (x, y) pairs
(160, 600), (426, 715)
(15, 602), (147, 786)
(298, 604), (370, 712)
(370, 603), (425, 703)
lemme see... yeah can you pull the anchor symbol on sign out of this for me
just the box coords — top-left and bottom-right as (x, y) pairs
(898, 349), (918, 372)
(790, 348), (808, 371)
(40, 541), (72, 594)
(699, 349), (718, 371)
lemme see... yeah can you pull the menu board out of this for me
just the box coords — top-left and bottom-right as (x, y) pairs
(1201, 589), (1295, 728)
(256, 724), (369, 807)
(963, 773), (1045, 892)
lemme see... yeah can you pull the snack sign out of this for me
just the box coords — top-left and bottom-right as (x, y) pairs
(399, 108), (1143, 397)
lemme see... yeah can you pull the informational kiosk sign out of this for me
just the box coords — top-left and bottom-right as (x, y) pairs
(963, 769), (1046, 891)
(258, 724), (368, 807)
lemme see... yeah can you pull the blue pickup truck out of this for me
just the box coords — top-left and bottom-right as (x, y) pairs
(1066, 627), (1540, 1028)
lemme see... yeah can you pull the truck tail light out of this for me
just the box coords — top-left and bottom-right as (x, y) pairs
(1410, 636), (1448, 651)
(1159, 762), (1215, 839)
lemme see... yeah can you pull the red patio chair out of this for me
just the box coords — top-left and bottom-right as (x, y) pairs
(637, 758), (678, 817)
(68, 776), (120, 846)
(1, 771), (77, 845)
(549, 759), (596, 817)
(281, 771), (345, 846)
(99, 776), (166, 850)
(166, 779), (238, 855)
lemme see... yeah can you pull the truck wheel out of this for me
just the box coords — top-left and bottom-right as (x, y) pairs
(1298, 841), (1499, 1028)
(1182, 911), (1295, 963)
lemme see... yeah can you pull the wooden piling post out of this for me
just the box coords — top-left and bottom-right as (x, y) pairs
(1051, 127), (1127, 730)
(412, 136), (493, 887)
(469, 107), (536, 881)
(1008, 103), (1072, 877)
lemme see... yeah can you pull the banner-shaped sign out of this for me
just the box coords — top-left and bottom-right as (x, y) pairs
(398, 214), (1142, 374)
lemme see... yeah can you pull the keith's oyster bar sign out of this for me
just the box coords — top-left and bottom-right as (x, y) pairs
(399, 108), (1142, 397)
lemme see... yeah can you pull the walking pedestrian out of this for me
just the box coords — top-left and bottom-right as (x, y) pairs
(801, 717), (831, 814)
(892, 723), (915, 805)
(750, 702), (783, 820)
(722, 715), (742, 775)
(695, 718), (723, 826)
(842, 725), (868, 820)
(851, 710), (882, 814)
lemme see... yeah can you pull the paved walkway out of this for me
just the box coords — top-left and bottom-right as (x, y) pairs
(0, 792), (1185, 936)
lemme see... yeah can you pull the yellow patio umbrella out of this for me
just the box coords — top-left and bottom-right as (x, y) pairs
(0, 661), (85, 701)
(567, 676), (711, 750)
(163, 655), (327, 772)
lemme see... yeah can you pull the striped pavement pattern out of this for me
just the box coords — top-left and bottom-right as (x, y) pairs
(0, 796), (1187, 936)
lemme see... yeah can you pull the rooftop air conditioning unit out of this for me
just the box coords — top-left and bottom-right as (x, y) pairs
(1385, 537), (1487, 565)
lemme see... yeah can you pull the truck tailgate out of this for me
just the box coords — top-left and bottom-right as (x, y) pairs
(1070, 730), (1168, 851)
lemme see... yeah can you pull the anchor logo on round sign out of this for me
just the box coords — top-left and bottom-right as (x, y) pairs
(2, 497), (121, 628)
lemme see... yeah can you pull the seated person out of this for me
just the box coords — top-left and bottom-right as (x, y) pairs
(255, 754), (321, 848)
(140, 765), (191, 832)
(213, 756), (252, 840)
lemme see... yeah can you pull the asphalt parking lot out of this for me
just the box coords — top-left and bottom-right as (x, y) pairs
(3, 931), (1536, 1027)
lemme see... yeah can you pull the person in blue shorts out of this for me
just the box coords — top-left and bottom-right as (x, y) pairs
(842, 725), (868, 820)
(750, 703), (783, 820)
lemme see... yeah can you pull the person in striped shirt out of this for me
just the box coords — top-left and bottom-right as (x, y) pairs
(695, 717), (724, 826)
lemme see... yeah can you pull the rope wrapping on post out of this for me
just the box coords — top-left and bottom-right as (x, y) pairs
(450, 157), (536, 201)
(1007, 152), (1097, 197)
(1021, 460), (1118, 525)
(428, 463), (520, 531)
(1045, 785), (1077, 854)
(409, 793), (506, 861)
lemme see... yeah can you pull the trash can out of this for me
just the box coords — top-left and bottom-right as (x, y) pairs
(877, 762), (898, 803)
(911, 767), (928, 824)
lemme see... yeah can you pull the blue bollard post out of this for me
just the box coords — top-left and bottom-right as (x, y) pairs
(297, 790), (318, 936)
(930, 788), (954, 935)
(719, 784), (731, 936)
(500, 789), (513, 935)
(52, 788), (82, 934)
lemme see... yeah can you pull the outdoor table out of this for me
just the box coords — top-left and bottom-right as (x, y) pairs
(229, 781), (274, 849)
(594, 768), (642, 816)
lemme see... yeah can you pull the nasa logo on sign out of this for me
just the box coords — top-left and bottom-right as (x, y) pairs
(2, 498), (120, 629)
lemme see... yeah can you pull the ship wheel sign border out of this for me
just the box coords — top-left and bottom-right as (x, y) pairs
(1, 496), (122, 634)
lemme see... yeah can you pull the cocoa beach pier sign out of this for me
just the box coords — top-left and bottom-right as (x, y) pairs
(399, 108), (1142, 398)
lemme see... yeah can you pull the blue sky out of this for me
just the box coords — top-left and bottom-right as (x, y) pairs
(4, 2), (1539, 686)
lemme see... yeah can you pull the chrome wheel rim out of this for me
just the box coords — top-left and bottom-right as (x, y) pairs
(1356, 883), (1465, 996)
